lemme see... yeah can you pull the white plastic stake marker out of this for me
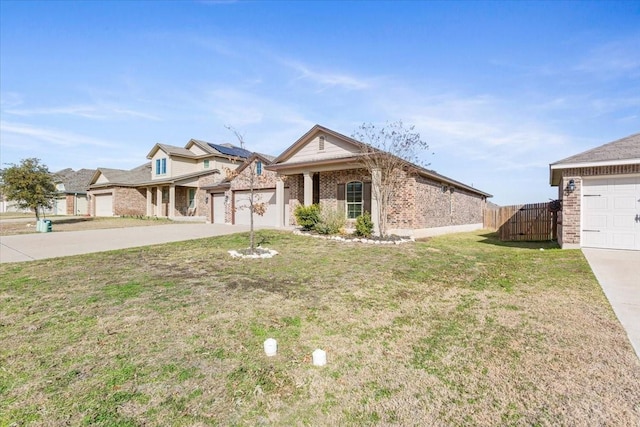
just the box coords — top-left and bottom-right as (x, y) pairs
(312, 349), (326, 366)
(264, 338), (277, 356)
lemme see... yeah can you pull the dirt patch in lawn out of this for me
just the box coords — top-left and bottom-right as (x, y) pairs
(1, 230), (639, 426)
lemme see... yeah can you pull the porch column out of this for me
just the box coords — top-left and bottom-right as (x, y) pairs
(276, 176), (285, 227)
(169, 185), (176, 218)
(371, 168), (381, 236)
(146, 188), (152, 216)
(303, 171), (313, 206)
(156, 187), (163, 217)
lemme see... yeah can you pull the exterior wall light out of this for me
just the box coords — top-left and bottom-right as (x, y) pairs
(566, 179), (576, 193)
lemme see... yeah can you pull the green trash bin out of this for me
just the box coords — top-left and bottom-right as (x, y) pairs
(43, 219), (52, 232)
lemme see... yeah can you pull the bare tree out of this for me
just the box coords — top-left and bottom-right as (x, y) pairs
(352, 121), (430, 237)
(225, 126), (267, 253)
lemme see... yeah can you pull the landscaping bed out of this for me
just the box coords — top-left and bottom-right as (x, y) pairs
(1, 230), (639, 425)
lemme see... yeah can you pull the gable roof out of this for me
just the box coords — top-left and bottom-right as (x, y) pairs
(53, 168), (97, 193)
(90, 163), (152, 187)
(269, 124), (492, 198)
(231, 153), (275, 177)
(549, 132), (640, 185)
(147, 139), (252, 160)
(272, 124), (364, 164)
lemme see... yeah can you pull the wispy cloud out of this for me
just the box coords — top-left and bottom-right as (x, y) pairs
(4, 104), (161, 121)
(576, 36), (640, 78)
(1, 121), (118, 148)
(282, 59), (372, 91)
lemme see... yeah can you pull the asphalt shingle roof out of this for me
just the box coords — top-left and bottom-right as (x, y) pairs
(53, 168), (97, 193)
(97, 163), (151, 185)
(551, 132), (640, 165)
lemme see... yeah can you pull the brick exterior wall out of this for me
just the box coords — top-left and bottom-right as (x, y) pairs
(412, 176), (484, 229)
(287, 174), (304, 226)
(558, 164), (640, 247)
(114, 187), (146, 216)
(205, 159), (280, 224)
(285, 168), (485, 230)
(65, 195), (74, 215)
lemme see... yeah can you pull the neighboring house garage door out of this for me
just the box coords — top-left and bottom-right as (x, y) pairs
(233, 188), (289, 227)
(213, 193), (225, 224)
(94, 193), (113, 217)
(582, 176), (640, 250)
(55, 197), (67, 215)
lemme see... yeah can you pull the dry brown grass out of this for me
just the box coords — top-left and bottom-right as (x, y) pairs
(1, 230), (639, 426)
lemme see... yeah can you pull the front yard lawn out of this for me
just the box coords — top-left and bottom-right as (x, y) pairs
(1, 231), (638, 425)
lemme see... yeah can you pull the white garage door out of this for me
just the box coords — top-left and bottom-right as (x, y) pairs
(213, 193), (226, 224)
(233, 188), (289, 227)
(582, 176), (640, 250)
(94, 193), (113, 217)
(55, 197), (67, 215)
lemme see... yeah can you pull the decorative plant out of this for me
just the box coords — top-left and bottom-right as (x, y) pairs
(294, 204), (321, 231)
(314, 204), (346, 235)
(354, 211), (374, 237)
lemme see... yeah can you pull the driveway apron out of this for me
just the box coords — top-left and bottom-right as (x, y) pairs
(0, 223), (252, 263)
(582, 248), (640, 360)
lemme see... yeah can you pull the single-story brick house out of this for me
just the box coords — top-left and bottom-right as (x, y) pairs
(52, 168), (96, 215)
(550, 132), (640, 250)
(206, 124), (492, 237)
(87, 140), (249, 217)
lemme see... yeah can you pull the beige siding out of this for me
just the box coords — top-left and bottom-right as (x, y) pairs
(171, 157), (197, 177)
(94, 173), (109, 184)
(189, 145), (208, 155)
(284, 135), (359, 164)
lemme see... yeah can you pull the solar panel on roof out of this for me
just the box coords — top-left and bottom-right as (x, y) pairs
(208, 143), (252, 158)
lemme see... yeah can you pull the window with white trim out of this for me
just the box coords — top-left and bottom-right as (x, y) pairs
(256, 160), (262, 176)
(346, 181), (363, 219)
(204, 159), (210, 169)
(156, 158), (167, 175)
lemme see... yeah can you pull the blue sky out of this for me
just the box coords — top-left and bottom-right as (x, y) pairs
(1, 1), (638, 205)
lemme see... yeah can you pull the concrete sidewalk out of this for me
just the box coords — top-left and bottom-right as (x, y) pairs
(0, 223), (252, 263)
(582, 248), (640, 360)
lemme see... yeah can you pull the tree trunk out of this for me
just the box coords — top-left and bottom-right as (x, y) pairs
(34, 207), (40, 221)
(249, 181), (255, 252)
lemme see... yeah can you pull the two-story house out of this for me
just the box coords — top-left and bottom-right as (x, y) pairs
(87, 139), (250, 218)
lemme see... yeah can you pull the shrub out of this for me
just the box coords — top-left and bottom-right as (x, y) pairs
(354, 211), (374, 237)
(314, 204), (346, 235)
(294, 204), (320, 231)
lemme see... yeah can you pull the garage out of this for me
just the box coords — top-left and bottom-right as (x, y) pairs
(212, 193), (226, 224)
(233, 188), (289, 227)
(94, 193), (113, 217)
(582, 176), (640, 250)
(54, 197), (67, 215)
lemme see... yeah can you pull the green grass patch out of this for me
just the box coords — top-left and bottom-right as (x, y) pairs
(0, 230), (637, 426)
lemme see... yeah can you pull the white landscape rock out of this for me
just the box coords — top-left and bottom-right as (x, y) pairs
(228, 248), (279, 259)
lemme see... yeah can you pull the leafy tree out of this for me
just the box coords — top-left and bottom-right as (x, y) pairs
(352, 121), (430, 237)
(0, 158), (56, 220)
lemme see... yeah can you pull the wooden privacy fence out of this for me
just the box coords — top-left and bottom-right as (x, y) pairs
(484, 202), (557, 241)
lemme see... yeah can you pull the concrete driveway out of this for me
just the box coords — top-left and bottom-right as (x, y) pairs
(582, 248), (640, 360)
(0, 223), (253, 263)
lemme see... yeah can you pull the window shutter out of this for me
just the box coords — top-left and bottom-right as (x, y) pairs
(337, 183), (345, 214)
(363, 182), (371, 214)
